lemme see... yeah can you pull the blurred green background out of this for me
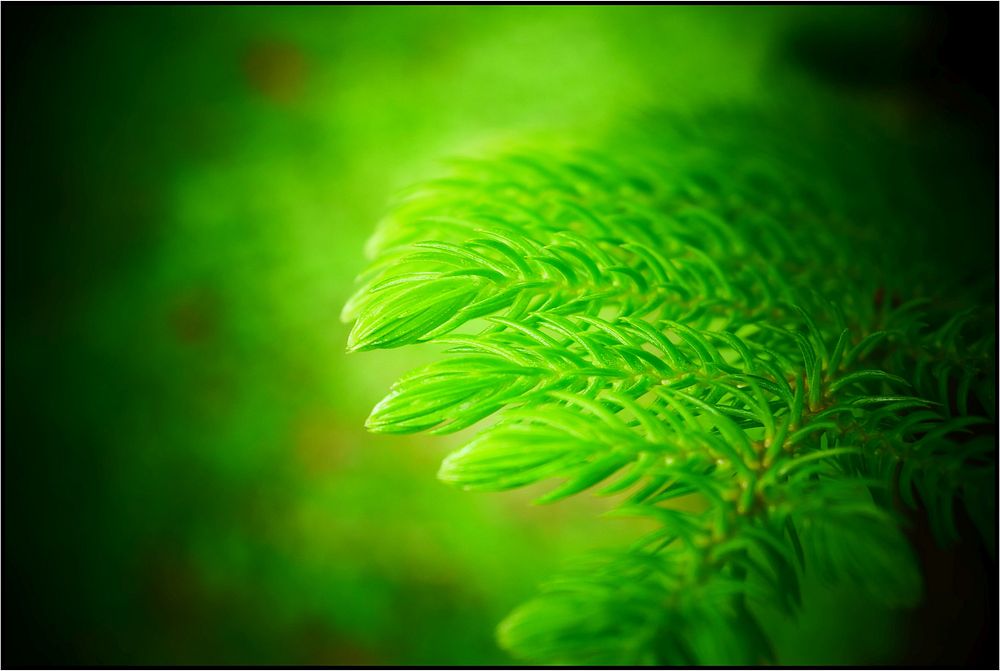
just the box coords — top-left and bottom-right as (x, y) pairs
(3, 5), (994, 666)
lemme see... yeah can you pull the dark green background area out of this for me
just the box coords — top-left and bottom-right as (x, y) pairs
(2, 5), (994, 666)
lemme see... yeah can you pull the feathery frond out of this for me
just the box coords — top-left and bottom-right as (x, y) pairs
(344, 107), (995, 664)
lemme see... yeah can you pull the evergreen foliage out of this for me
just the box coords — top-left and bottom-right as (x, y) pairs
(343, 104), (996, 664)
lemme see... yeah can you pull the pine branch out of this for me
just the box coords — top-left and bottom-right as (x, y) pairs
(344, 107), (996, 664)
